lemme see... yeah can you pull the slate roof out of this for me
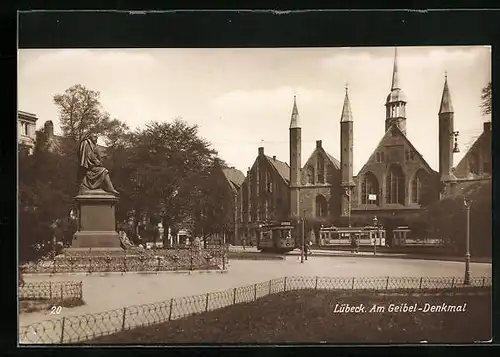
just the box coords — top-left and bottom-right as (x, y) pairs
(222, 167), (246, 192)
(265, 155), (290, 182)
(324, 152), (341, 170)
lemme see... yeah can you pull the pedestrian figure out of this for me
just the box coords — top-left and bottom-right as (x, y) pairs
(307, 239), (313, 256)
(350, 235), (359, 254)
(241, 236), (246, 251)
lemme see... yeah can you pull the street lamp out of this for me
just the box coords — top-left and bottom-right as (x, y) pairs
(463, 198), (472, 285)
(372, 216), (378, 256)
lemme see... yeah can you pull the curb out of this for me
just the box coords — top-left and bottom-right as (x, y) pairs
(286, 251), (491, 264)
(23, 269), (229, 277)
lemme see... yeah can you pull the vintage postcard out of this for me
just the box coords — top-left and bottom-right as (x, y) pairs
(17, 14), (492, 345)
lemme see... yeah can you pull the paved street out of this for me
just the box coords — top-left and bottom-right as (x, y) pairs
(19, 256), (491, 328)
(229, 245), (492, 263)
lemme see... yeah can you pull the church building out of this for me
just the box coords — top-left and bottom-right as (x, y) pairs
(239, 48), (491, 241)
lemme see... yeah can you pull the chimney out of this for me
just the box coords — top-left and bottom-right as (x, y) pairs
(258, 147), (264, 156)
(44, 120), (54, 137)
(273, 155), (276, 161)
(316, 140), (322, 148)
(484, 121), (491, 132)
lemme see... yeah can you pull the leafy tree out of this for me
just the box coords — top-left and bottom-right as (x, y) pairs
(194, 159), (235, 244)
(111, 119), (220, 239)
(18, 138), (76, 262)
(422, 180), (491, 257)
(480, 81), (492, 116)
(53, 84), (129, 144)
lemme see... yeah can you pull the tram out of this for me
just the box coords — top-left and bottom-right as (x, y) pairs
(318, 226), (386, 248)
(392, 226), (444, 247)
(256, 222), (296, 253)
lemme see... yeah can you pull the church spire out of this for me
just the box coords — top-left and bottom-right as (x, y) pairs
(391, 47), (400, 90)
(289, 95), (300, 128)
(340, 85), (353, 122)
(439, 72), (454, 114)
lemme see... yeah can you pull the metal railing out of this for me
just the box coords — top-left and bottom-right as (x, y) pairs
(19, 281), (83, 301)
(19, 275), (491, 344)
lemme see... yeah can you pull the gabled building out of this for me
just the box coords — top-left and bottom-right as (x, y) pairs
(238, 47), (491, 241)
(241, 147), (291, 241)
(18, 111), (38, 155)
(453, 121), (492, 180)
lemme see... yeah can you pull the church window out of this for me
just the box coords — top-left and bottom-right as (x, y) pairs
(380, 152), (385, 162)
(315, 195), (328, 217)
(317, 155), (325, 183)
(376, 153), (380, 162)
(411, 169), (428, 204)
(361, 172), (379, 205)
(386, 164), (405, 205)
(469, 152), (479, 175)
(307, 166), (314, 184)
(267, 172), (272, 193)
(410, 150), (415, 160)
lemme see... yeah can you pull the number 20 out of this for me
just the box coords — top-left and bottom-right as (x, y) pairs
(50, 306), (62, 314)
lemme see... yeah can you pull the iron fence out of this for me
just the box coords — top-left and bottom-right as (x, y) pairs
(19, 281), (83, 301)
(21, 245), (228, 274)
(19, 275), (491, 344)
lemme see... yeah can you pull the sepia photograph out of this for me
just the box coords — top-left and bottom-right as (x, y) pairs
(18, 45), (492, 345)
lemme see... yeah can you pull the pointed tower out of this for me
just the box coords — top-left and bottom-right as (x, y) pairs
(385, 48), (407, 135)
(438, 72), (457, 185)
(289, 95), (302, 220)
(340, 86), (355, 223)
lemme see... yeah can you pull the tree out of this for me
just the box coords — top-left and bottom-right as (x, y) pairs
(480, 81), (492, 116)
(111, 119), (220, 238)
(18, 138), (76, 262)
(194, 159), (234, 243)
(53, 84), (130, 144)
(422, 180), (491, 257)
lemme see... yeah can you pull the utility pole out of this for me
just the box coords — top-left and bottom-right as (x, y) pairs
(464, 198), (472, 285)
(301, 209), (306, 263)
(373, 216), (378, 256)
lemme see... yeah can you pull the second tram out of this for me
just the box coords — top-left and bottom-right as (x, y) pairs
(318, 226), (386, 248)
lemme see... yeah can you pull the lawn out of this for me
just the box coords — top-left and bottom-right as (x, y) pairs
(85, 289), (491, 344)
(20, 297), (85, 314)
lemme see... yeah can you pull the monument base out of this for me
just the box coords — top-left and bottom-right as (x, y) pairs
(72, 231), (121, 248)
(72, 189), (121, 248)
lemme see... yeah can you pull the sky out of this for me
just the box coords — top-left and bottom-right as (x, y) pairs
(18, 46), (491, 175)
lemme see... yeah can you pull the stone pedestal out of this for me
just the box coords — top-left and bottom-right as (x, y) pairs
(72, 189), (121, 248)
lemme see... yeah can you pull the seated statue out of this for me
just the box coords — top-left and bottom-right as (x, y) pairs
(77, 132), (119, 195)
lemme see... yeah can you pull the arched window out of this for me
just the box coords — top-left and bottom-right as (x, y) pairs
(469, 152), (479, 175)
(315, 195), (328, 217)
(361, 172), (380, 205)
(307, 166), (314, 184)
(317, 155), (325, 183)
(386, 164), (405, 205)
(411, 169), (428, 204)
